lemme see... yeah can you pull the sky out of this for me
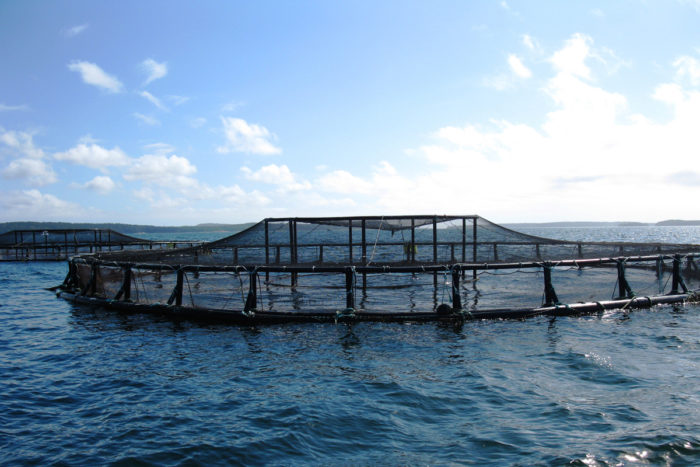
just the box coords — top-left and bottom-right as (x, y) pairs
(1, 0), (700, 225)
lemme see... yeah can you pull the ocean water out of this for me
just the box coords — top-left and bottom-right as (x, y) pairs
(1, 227), (700, 466)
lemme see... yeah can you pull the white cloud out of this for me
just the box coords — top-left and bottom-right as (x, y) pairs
(550, 33), (592, 79)
(141, 58), (167, 86)
(68, 60), (124, 93)
(522, 34), (536, 51)
(508, 54), (532, 78)
(0, 190), (82, 221)
(54, 143), (130, 172)
(124, 154), (198, 190)
(64, 24), (88, 37)
(0, 103), (29, 112)
(2, 158), (57, 186)
(139, 91), (167, 110)
(0, 129), (45, 159)
(143, 142), (176, 155)
(222, 100), (244, 112)
(80, 175), (116, 194)
(673, 55), (700, 85)
(307, 34), (699, 222)
(133, 113), (160, 126)
(217, 117), (282, 155)
(242, 164), (311, 192)
(167, 95), (190, 106)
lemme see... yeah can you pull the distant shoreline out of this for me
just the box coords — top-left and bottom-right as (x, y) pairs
(1, 219), (699, 234)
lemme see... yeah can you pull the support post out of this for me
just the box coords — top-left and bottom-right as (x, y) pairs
(168, 268), (184, 306)
(543, 263), (559, 307)
(264, 220), (270, 281)
(615, 260), (634, 299)
(244, 270), (258, 312)
(472, 218), (478, 280)
(115, 266), (132, 301)
(671, 255), (688, 294)
(411, 218), (416, 262)
(452, 266), (462, 310)
(348, 219), (353, 264)
(462, 217), (466, 263)
(345, 267), (355, 310)
(361, 218), (367, 289)
(81, 263), (98, 296)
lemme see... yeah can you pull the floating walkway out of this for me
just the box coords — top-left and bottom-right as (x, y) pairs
(1, 228), (198, 261)
(54, 215), (700, 323)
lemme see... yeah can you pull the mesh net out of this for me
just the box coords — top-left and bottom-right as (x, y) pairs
(64, 215), (700, 317)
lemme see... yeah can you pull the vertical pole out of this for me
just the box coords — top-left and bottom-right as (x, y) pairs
(616, 260), (634, 299)
(348, 219), (353, 264)
(245, 270), (258, 312)
(345, 267), (355, 310)
(433, 217), (438, 287)
(175, 269), (184, 306)
(432, 216), (438, 263)
(472, 218), (478, 280)
(291, 220), (298, 286)
(264, 220), (269, 282)
(32, 231), (36, 260)
(543, 263), (559, 306)
(361, 218), (367, 290)
(671, 255), (688, 294)
(288, 220), (295, 287)
(452, 266), (462, 310)
(361, 219), (367, 264)
(411, 218), (416, 263)
(461, 217), (466, 263)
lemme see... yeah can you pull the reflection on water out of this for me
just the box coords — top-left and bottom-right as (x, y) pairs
(2, 225), (700, 465)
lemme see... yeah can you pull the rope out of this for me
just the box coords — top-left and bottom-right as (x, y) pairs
(367, 216), (384, 265)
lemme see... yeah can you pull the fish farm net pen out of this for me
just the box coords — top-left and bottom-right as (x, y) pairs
(54, 215), (700, 324)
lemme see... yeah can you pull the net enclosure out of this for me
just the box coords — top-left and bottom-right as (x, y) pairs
(0, 229), (198, 261)
(57, 215), (700, 323)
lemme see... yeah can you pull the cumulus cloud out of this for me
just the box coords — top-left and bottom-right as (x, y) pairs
(217, 117), (282, 155)
(141, 58), (167, 86)
(68, 60), (124, 93)
(125, 154), (198, 190)
(522, 34), (536, 51)
(550, 33), (592, 79)
(0, 190), (82, 221)
(0, 129), (45, 159)
(54, 143), (130, 172)
(2, 158), (57, 186)
(139, 90), (167, 110)
(310, 33), (700, 221)
(80, 175), (116, 194)
(241, 164), (311, 192)
(673, 55), (700, 85)
(508, 54), (532, 78)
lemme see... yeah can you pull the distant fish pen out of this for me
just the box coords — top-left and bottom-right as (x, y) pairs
(0, 229), (198, 261)
(56, 215), (700, 323)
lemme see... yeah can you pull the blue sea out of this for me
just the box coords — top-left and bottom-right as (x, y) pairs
(1, 226), (700, 466)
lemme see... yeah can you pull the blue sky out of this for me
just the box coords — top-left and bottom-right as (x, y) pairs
(1, 1), (700, 224)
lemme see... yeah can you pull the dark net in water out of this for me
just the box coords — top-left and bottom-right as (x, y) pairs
(59, 215), (700, 322)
